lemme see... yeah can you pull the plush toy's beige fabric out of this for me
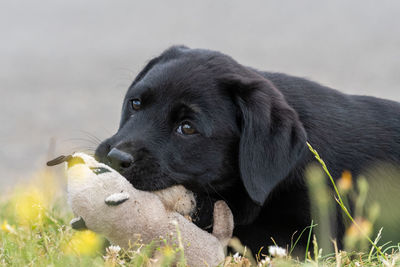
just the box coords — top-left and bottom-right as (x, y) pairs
(154, 185), (196, 217)
(67, 153), (233, 267)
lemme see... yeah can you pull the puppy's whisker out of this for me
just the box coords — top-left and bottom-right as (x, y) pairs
(63, 137), (99, 145)
(65, 139), (101, 151)
(98, 126), (114, 136)
(69, 146), (96, 155)
(78, 136), (101, 147)
(79, 130), (103, 144)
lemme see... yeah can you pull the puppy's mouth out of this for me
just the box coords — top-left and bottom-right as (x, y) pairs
(190, 192), (216, 230)
(118, 167), (177, 192)
(119, 164), (217, 231)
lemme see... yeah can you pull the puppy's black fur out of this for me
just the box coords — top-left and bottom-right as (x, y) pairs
(95, 46), (400, 254)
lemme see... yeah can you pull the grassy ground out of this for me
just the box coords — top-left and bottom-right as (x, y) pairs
(1, 149), (399, 266)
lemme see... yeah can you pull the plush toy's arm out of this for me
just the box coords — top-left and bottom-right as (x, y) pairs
(212, 200), (234, 247)
(161, 200), (234, 267)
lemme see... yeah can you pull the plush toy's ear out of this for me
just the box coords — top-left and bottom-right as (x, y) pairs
(219, 73), (307, 206)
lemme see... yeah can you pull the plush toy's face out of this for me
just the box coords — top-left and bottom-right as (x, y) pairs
(66, 153), (171, 233)
(67, 153), (128, 198)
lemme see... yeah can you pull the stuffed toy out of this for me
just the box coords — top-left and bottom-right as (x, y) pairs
(47, 153), (234, 266)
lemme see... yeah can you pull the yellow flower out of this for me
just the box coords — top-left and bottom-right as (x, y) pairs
(338, 170), (353, 191)
(1, 220), (16, 234)
(346, 217), (373, 238)
(64, 230), (102, 256)
(161, 245), (175, 257)
(14, 187), (46, 225)
(12, 169), (62, 226)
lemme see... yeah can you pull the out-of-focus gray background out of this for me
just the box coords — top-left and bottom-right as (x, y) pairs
(1, 0), (399, 190)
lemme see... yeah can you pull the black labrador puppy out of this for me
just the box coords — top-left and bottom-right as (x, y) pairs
(95, 46), (400, 254)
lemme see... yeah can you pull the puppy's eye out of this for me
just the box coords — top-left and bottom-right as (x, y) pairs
(177, 121), (197, 135)
(130, 99), (141, 110)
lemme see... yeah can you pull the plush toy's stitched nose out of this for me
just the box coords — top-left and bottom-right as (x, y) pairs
(107, 148), (133, 171)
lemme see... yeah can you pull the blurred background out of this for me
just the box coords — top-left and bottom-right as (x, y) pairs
(1, 0), (399, 190)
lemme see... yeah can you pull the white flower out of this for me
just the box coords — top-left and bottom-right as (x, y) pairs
(107, 245), (121, 254)
(233, 252), (242, 263)
(382, 255), (400, 267)
(258, 256), (271, 266)
(268, 245), (287, 257)
(104, 245), (123, 265)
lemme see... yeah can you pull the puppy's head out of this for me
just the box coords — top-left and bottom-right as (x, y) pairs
(95, 46), (307, 207)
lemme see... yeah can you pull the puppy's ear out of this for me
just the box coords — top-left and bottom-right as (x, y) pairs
(220, 73), (307, 206)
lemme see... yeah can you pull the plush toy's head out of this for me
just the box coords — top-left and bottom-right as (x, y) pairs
(65, 153), (197, 240)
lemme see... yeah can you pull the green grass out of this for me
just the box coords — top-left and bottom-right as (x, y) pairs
(1, 145), (400, 266)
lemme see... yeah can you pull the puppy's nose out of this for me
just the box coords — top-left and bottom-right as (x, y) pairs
(107, 148), (133, 171)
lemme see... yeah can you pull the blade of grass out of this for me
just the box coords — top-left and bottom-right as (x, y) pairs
(368, 227), (383, 261)
(305, 219), (314, 260)
(306, 142), (387, 261)
(290, 222), (318, 255)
